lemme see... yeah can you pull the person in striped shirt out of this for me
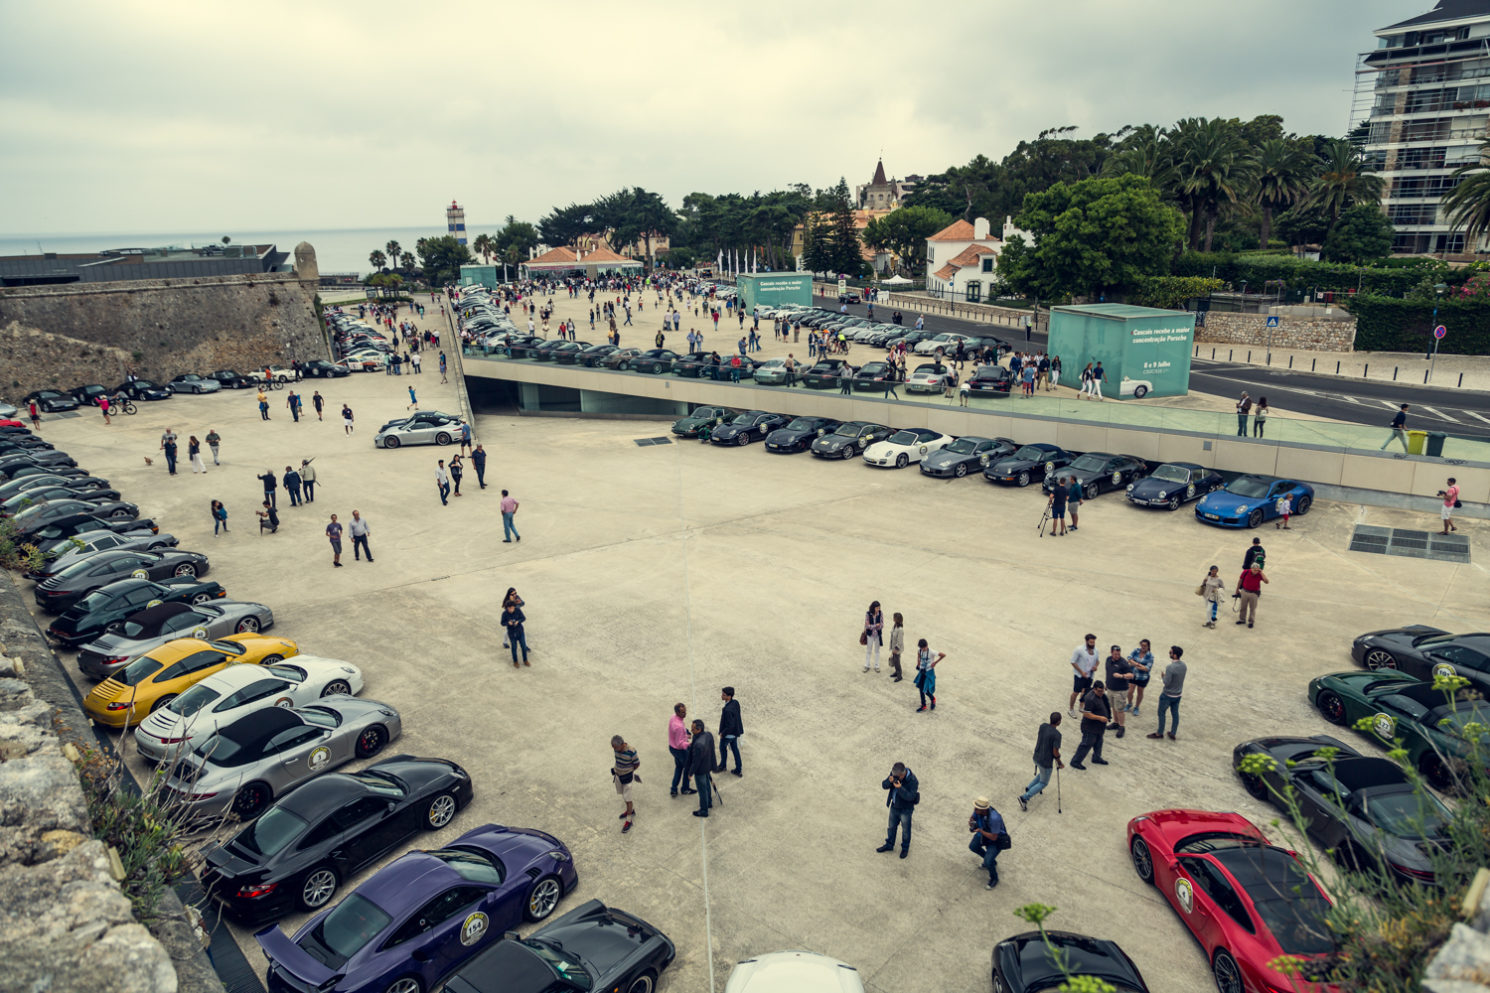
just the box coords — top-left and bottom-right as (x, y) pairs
(611, 735), (640, 833)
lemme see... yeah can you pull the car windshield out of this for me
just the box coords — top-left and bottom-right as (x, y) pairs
(522, 940), (593, 988)
(785, 419), (818, 430)
(1070, 455), (1108, 472)
(1011, 446), (1046, 461)
(304, 894), (391, 968)
(114, 655), (164, 687)
(170, 684), (221, 717)
(235, 806), (307, 857)
(1227, 476), (1272, 498)
(887, 431), (918, 445)
(1152, 465), (1190, 484)
(729, 414), (755, 425)
(830, 425), (860, 438)
(946, 439), (977, 454)
(1361, 790), (1451, 838)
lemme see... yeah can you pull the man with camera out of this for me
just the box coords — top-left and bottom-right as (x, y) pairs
(877, 762), (920, 858)
(968, 797), (1009, 889)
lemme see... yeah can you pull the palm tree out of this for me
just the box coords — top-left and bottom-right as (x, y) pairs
(400, 251), (415, 271)
(368, 249), (387, 271)
(1302, 138), (1384, 234)
(1102, 124), (1176, 197)
(472, 233), (494, 264)
(1254, 138), (1315, 249)
(1170, 117), (1256, 251)
(385, 240), (402, 266)
(1444, 139), (1490, 247)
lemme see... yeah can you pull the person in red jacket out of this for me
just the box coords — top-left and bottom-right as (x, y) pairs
(1236, 562), (1269, 628)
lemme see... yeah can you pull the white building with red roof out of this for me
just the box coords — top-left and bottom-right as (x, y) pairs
(924, 217), (1003, 302)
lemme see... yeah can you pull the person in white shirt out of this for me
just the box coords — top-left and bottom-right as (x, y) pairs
(1068, 634), (1100, 717)
(349, 510), (372, 562)
(435, 461), (451, 506)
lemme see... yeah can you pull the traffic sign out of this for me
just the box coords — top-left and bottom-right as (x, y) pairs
(1265, 315), (1280, 328)
(1434, 324), (1447, 339)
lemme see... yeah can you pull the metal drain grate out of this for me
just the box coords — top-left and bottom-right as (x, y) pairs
(633, 436), (673, 447)
(1349, 525), (1470, 563)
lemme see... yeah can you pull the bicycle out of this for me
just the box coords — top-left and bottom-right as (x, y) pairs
(110, 395), (138, 415)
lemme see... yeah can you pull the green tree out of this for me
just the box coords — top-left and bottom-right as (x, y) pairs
(495, 215), (539, 261)
(1443, 139), (1490, 246)
(399, 251), (415, 272)
(415, 235), (472, 286)
(1102, 124), (1176, 196)
(1301, 138), (1384, 234)
(368, 249), (387, 272)
(997, 173), (1183, 301)
(823, 178), (867, 276)
(385, 240), (402, 267)
(801, 217), (833, 275)
(1254, 138), (1315, 249)
(1171, 117), (1256, 251)
(861, 205), (955, 276)
(538, 203), (593, 247)
(1321, 204), (1395, 263)
(1274, 204), (1332, 248)
(471, 233), (494, 264)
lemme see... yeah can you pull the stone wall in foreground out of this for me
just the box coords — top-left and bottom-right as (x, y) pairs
(1196, 311), (1357, 351)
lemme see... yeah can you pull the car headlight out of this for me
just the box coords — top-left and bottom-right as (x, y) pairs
(545, 850), (571, 862)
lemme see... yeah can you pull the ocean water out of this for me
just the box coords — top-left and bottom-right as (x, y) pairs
(0, 225), (502, 278)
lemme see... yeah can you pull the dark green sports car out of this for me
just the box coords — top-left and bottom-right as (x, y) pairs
(671, 405), (735, 438)
(1307, 669), (1490, 791)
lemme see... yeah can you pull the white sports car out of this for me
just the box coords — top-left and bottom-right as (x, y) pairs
(132, 655), (364, 763)
(373, 413), (467, 449)
(863, 428), (954, 469)
(1120, 377), (1154, 399)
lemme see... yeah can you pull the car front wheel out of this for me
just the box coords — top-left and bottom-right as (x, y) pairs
(1085, 483), (1099, 500)
(356, 725), (388, 757)
(1363, 648), (1396, 670)
(895, 454), (909, 469)
(1168, 495), (1181, 511)
(235, 617), (260, 633)
(525, 875), (563, 921)
(1017, 471), (1030, 487)
(383, 978), (422, 993)
(736, 434), (748, 446)
(1130, 836), (1154, 883)
(1295, 495), (1312, 515)
(1247, 508), (1264, 528)
(1317, 690), (1347, 725)
(425, 793), (458, 829)
(625, 972), (657, 993)
(191, 593), (214, 605)
(383, 437), (400, 449)
(173, 563), (197, 577)
(954, 463), (968, 478)
(322, 679), (352, 696)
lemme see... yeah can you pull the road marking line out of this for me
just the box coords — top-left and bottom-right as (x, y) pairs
(1466, 411), (1490, 425)
(1418, 406), (1462, 423)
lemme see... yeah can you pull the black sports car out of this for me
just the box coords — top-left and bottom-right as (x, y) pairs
(34, 548), (211, 612)
(703, 356), (757, 381)
(21, 390), (80, 413)
(209, 370), (256, 389)
(985, 443), (1075, 487)
(507, 338), (552, 360)
(765, 416), (840, 453)
(378, 409), (465, 434)
(301, 360), (349, 378)
(710, 411), (787, 446)
(992, 930), (1149, 993)
(202, 755), (475, 923)
(577, 344), (618, 367)
(1125, 461), (1223, 511)
(920, 436), (1018, 478)
(810, 421), (893, 459)
(1, 483), (121, 517)
(550, 341), (593, 365)
(1351, 625), (1490, 691)
(45, 577), (228, 647)
(967, 365), (1015, 398)
(0, 448), (76, 470)
(850, 361), (893, 392)
(0, 462), (88, 483)
(670, 353), (717, 377)
(535, 341), (588, 363)
(70, 384), (112, 406)
(600, 348), (643, 370)
(0, 472), (107, 503)
(629, 349), (680, 374)
(671, 406), (736, 439)
(29, 516), (158, 556)
(114, 379), (174, 401)
(801, 359), (853, 389)
(1233, 734), (1449, 885)
(441, 900), (675, 993)
(1041, 452), (1148, 499)
(13, 497), (138, 535)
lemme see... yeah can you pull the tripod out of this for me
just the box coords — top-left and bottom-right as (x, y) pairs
(1038, 507), (1051, 536)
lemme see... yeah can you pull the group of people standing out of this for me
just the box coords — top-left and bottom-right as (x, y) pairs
(861, 602), (946, 712)
(610, 689), (746, 834)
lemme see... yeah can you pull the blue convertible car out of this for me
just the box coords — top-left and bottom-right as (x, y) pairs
(258, 824), (578, 993)
(1194, 474), (1313, 529)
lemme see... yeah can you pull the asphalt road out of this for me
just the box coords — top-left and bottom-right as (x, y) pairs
(820, 298), (1490, 438)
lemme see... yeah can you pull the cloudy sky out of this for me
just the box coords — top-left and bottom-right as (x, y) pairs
(1, 0), (1414, 236)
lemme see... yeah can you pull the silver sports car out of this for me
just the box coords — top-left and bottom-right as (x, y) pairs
(162, 696), (402, 821)
(76, 600), (275, 679)
(373, 412), (467, 449)
(26, 529), (179, 581)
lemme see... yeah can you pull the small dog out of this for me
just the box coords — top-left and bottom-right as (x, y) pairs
(143, 456), (154, 466)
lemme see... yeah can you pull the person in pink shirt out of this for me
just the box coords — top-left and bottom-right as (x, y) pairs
(668, 703), (695, 796)
(1439, 476), (1460, 535)
(500, 489), (521, 542)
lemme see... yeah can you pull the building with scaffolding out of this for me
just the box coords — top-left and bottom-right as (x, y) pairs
(1352, 0), (1490, 257)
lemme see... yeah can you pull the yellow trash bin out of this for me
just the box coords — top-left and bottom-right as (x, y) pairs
(1407, 429), (1427, 455)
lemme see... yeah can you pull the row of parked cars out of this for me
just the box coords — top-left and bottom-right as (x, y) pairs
(9, 365), (352, 416)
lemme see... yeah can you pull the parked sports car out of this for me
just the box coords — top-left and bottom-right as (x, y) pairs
(21, 390), (81, 413)
(0, 449), (77, 473)
(82, 633), (299, 729)
(1041, 452), (1148, 500)
(378, 410), (463, 434)
(1, 483), (121, 517)
(905, 362), (954, 394)
(727, 950), (866, 993)
(77, 599), (275, 679)
(33, 547), (210, 612)
(765, 416), (840, 453)
(671, 352), (717, 377)
(750, 357), (791, 385)
(1232, 735), (1449, 885)
(801, 359), (853, 389)
(208, 370), (256, 389)
(46, 577), (228, 647)
(201, 756), (474, 922)
(1126, 462), (1223, 511)
(630, 349), (681, 374)
(811, 421), (894, 459)
(850, 361), (893, 392)
(374, 413), (466, 449)
(536, 341), (590, 363)
(1309, 669), (1490, 791)
(1127, 809), (1338, 993)
(1350, 625), (1490, 692)
(710, 411), (788, 446)
(576, 344), (618, 367)
(256, 823), (578, 993)
(1195, 475), (1313, 529)
(439, 900), (675, 993)
(985, 443), (1076, 487)
(25, 528), (176, 582)
(991, 931), (1149, 993)
(920, 436), (1017, 478)
(114, 379), (174, 401)
(168, 373), (224, 394)
(134, 656), (364, 763)
(70, 384), (112, 406)
(600, 348), (643, 370)
(671, 405), (736, 439)
(163, 695), (402, 820)
(966, 365), (1015, 398)
(303, 360), (351, 378)
(863, 428), (953, 469)
(703, 355), (757, 381)
(15, 498), (138, 537)
(26, 514), (159, 555)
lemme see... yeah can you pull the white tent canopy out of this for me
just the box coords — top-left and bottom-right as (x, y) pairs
(880, 275), (913, 285)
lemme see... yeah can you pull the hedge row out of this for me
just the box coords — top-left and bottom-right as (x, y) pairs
(1173, 252), (1460, 298)
(1347, 295), (1490, 353)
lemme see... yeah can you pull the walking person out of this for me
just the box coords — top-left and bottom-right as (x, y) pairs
(716, 687), (743, 776)
(312, 391), (324, 421)
(439, 352), (448, 384)
(471, 444), (487, 488)
(1252, 397), (1269, 437)
(968, 798), (1009, 888)
(1068, 681), (1112, 770)
(1147, 647), (1187, 740)
(283, 464), (302, 507)
(500, 588), (524, 649)
(188, 436), (206, 474)
(205, 429), (221, 465)
(435, 460), (451, 505)
(913, 639), (944, 712)
(503, 600), (530, 666)
(160, 428), (179, 475)
(1068, 633), (1099, 716)
(1243, 537), (1265, 571)
(500, 489), (520, 541)
(211, 499), (228, 535)
(1236, 562), (1268, 628)
(27, 400), (40, 431)
(349, 509), (372, 562)
(325, 513), (344, 567)
(299, 460), (316, 503)
(1018, 714), (1063, 811)
(861, 601), (884, 673)
(1439, 477), (1461, 534)
(1103, 645), (1134, 737)
(449, 454), (464, 497)
(286, 390), (301, 422)
(688, 719), (716, 818)
(459, 421), (473, 455)
(610, 735), (639, 833)
(876, 761), (919, 857)
(1274, 491), (1292, 529)
(341, 404), (354, 434)
(668, 703), (694, 797)
(883, 362), (899, 400)
(256, 468), (278, 509)
(888, 612), (905, 682)
(1090, 360), (1105, 401)
(1236, 392), (1252, 437)
(1381, 403), (1410, 452)
(407, 384), (418, 410)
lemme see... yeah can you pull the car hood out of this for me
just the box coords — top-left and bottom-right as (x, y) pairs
(1129, 476), (1185, 496)
(990, 457), (1043, 473)
(538, 901), (662, 977)
(766, 428), (816, 444)
(813, 436), (852, 448)
(1197, 491), (1261, 515)
(712, 424), (749, 437)
(923, 449), (974, 467)
(1356, 625), (1446, 647)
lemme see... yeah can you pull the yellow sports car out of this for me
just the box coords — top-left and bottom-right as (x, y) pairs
(83, 634), (299, 729)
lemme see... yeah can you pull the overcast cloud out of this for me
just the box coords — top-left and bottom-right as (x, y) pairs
(0, 0), (1412, 235)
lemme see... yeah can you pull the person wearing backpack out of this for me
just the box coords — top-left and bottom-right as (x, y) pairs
(968, 797), (1010, 889)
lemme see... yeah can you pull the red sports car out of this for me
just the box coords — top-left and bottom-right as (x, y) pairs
(1127, 809), (1338, 993)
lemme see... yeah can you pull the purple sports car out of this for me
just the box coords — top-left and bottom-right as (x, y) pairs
(256, 824), (578, 993)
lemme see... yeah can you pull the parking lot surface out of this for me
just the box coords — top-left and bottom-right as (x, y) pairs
(15, 368), (1490, 993)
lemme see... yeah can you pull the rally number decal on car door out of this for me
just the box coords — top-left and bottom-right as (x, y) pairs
(192, 627), (208, 640)
(1186, 483), (1196, 499)
(1433, 662), (1458, 679)
(1111, 471), (1123, 486)
(1371, 713), (1397, 740)
(460, 912), (489, 946)
(1174, 877), (1194, 914)
(131, 569), (148, 579)
(307, 746), (332, 771)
